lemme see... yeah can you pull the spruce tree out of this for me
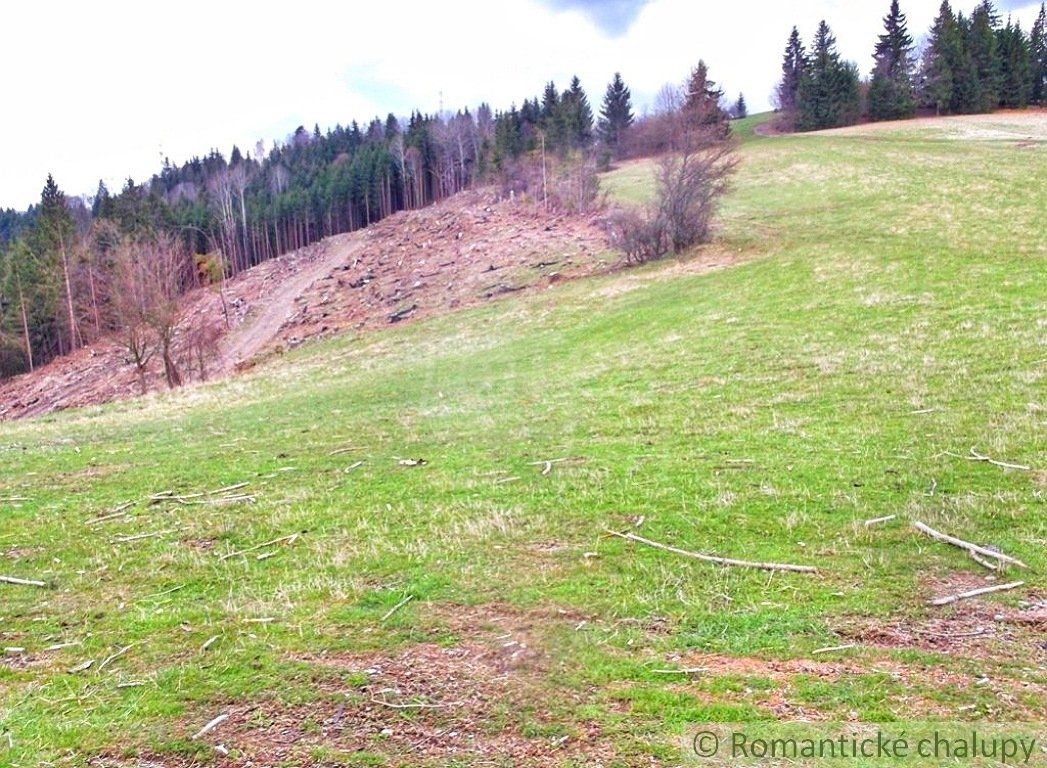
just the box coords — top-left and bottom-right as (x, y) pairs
(952, 12), (983, 112)
(777, 27), (807, 116)
(920, 1), (960, 114)
(733, 93), (748, 119)
(1029, 3), (1046, 104)
(968, 1), (1002, 111)
(869, 0), (917, 120)
(597, 72), (634, 155)
(560, 76), (594, 150)
(997, 19), (1032, 107)
(796, 21), (861, 131)
(684, 60), (726, 127)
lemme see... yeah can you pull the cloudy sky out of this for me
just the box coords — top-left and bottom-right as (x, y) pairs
(1, 0), (1041, 209)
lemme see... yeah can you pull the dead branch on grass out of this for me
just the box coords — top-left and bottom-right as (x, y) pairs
(913, 522), (1027, 569)
(604, 529), (819, 574)
(219, 533), (301, 561)
(942, 448), (1031, 471)
(380, 595), (414, 622)
(930, 581), (1025, 607)
(1, 575), (46, 587)
(192, 713), (230, 740)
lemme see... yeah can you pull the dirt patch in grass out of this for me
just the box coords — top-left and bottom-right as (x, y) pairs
(166, 604), (614, 766)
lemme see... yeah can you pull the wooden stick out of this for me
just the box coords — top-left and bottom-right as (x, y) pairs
(913, 522), (1027, 569)
(380, 595), (414, 622)
(604, 530), (819, 574)
(369, 694), (455, 709)
(969, 552), (1000, 572)
(942, 449), (1031, 471)
(812, 643), (857, 655)
(200, 635), (219, 653)
(863, 514), (896, 527)
(930, 581), (1025, 607)
(86, 503), (135, 526)
(649, 667), (707, 674)
(112, 529), (174, 544)
(219, 533), (300, 561)
(1, 575), (46, 587)
(98, 645), (132, 671)
(192, 713), (230, 740)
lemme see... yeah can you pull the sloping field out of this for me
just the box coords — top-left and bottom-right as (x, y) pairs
(0, 114), (1044, 766)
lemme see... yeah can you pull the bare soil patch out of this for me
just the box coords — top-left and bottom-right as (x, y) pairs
(172, 604), (615, 766)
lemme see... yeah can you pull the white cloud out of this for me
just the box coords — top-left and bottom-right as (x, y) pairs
(1, 0), (1041, 208)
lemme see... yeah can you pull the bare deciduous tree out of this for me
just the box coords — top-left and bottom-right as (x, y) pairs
(110, 234), (193, 392)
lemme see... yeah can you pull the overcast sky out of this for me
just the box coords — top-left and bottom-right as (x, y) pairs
(1, 0), (1041, 209)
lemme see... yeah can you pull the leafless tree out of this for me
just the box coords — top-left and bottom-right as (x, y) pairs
(110, 234), (193, 392)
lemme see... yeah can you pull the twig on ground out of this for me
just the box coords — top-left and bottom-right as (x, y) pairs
(913, 522), (1027, 569)
(200, 635), (219, 653)
(0, 496), (29, 503)
(192, 713), (230, 740)
(344, 461), (365, 473)
(329, 447), (355, 456)
(930, 581), (1025, 607)
(969, 552), (1000, 572)
(649, 667), (707, 674)
(942, 448), (1031, 471)
(112, 530), (174, 544)
(1, 575), (46, 587)
(604, 529), (819, 574)
(219, 533), (301, 561)
(98, 645), (132, 671)
(863, 514), (897, 527)
(380, 595), (414, 622)
(542, 461), (553, 476)
(87, 501), (135, 525)
(369, 694), (456, 709)
(529, 458), (569, 466)
(812, 644), (857, 655)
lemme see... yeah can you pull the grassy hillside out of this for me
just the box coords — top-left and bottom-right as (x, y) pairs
(1, 113), (1044, 766)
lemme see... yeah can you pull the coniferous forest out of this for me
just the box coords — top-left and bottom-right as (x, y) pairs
(1, 0), (1044, 379)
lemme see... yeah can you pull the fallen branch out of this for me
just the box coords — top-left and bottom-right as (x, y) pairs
(192, 713), (230, 740)
(863, 514), (896, 527)
(604, 530), (819, 574)
(930, 581), (1025, 607)
(969, 552), (1000, 572)
(86, 502), (135, 526)
(380, 595), (414, 622)
(98, 645), (132, 671)
(112, 529), (174, 544)
(942, 448), (1031, 472)
(649, 667), (707, 675)
(369, 694), (455, 710)
(812, 644), (857, 655)
(219, 532), (301, 561)
(1, 575), (46, 587)
(913, 522), (1027, 569)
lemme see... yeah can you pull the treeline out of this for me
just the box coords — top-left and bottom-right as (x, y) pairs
(777, 0), (1047, 131)
(0, 70), (643, 379)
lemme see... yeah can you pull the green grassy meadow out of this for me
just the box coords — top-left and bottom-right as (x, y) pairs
(1, 112), (1044, 765)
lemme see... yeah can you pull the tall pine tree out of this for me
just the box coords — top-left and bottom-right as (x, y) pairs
(997, 19), (1032, 107)
(869, 0), (917, 120)
(777, 26), (807, 118)
(968, 1), (1002, 111)
(920, 1), (961, 114)
(597, 72), (634, 156)
(796, 21), (861, 131)
(1029, 3), (1046, 104)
